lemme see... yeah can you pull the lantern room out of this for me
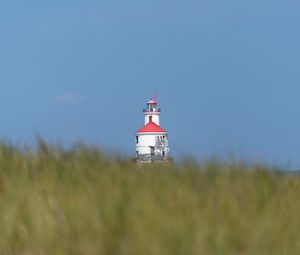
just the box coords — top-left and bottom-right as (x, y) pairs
(143, 98), (161, 126)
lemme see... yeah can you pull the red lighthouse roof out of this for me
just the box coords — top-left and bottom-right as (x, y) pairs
(136, 116), (166, 133)
(147, 98), (157, 105)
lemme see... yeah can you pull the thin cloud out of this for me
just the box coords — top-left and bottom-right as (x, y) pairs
(55, 92), (84, 105)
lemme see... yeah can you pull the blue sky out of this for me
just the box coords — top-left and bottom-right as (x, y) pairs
(1, 0), (300, 168)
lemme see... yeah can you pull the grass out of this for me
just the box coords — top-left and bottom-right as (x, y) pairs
(0, 141), (298, 254)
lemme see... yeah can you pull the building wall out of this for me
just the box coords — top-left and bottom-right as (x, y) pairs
(144, 112), (160, 125)
(135, 132), (169, 157)
(135, 134), (157, 155)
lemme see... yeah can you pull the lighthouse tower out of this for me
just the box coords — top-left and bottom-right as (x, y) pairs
(135, 98), (169, 162)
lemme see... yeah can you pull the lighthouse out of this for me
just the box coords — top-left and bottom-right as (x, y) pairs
(135, 98), (169, 162)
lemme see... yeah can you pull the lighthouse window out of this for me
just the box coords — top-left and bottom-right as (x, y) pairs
(136, 136), (139, 144)
(156, 136), (165, 142)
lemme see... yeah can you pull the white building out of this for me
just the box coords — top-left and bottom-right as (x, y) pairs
(135, 98), (169, 162)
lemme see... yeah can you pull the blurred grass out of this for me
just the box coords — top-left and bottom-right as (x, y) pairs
(0, 141), (298, 254)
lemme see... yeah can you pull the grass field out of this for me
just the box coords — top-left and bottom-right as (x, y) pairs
(0, 141), (299, 254)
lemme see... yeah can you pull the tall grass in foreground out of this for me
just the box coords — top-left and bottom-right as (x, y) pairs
(0, 142), (298, 255)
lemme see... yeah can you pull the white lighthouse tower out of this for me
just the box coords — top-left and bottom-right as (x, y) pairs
(135, 98), (169, 162)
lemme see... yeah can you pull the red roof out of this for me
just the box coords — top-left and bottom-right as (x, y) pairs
(136, 116), (166, 133)
(147, 99), (157, 105)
